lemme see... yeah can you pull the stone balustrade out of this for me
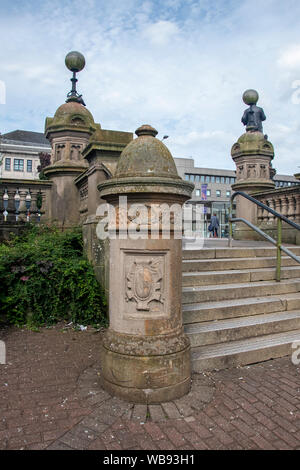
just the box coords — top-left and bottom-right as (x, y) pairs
(256, 186), (300, 224)
(0, 178), (52, 224)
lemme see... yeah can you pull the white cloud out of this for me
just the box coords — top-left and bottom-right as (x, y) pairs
(278, 45), (300, 69)
(143, 20), (180, 45)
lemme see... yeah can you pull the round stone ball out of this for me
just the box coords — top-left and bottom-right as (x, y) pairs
(242, 89), (259, 105)
(65, 51), (85, 72)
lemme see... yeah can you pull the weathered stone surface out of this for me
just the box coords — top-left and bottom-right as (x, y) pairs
(97, 124), (193, 403)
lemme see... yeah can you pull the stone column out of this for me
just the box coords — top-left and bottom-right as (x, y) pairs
(231, 132), (275, 240)
(98, 124), (194, 404)
(43, 101), (97, 227)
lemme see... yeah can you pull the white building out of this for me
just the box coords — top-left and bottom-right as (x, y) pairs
(0, 130), (51, 180)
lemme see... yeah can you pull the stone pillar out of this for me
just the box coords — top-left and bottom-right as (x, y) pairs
(43, 101), (97, 227)
(231, 132), (275, 240)
(80, 126), (133, 298)
(98, 124), (194, 404)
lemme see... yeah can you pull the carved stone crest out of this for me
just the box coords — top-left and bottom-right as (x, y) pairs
(126, 258), (163, 311)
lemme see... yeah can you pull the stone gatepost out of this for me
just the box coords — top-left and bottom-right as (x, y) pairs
(97, 124), (194, 403)
(43, 52), (97, 227)
(231, 90), (275, 240)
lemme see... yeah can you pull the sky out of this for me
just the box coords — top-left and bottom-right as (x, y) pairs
(1, 0), (300, 175)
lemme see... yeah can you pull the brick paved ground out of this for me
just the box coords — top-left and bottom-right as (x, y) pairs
(0, 324), (299, 450)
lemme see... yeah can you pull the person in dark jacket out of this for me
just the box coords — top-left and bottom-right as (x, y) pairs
(210, 213), (220, 238)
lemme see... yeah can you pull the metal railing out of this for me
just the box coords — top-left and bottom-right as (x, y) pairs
(229, 191), (300, 281)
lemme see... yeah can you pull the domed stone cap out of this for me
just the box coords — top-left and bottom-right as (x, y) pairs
(45, 101), (97, 136)
(231, 131), (274, 159)
(115, 124), (179, 179)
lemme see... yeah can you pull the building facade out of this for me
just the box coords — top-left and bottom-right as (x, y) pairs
(174, 157), (299, 237)
(0, 130), (51, 180)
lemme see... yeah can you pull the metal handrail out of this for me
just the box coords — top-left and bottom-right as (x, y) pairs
(229, 191), (300, 281)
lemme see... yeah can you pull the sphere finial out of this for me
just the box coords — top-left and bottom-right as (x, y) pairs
(65, 51), (85, 72)
(65, 51), (86, 106)
(242, 89), (259, 106)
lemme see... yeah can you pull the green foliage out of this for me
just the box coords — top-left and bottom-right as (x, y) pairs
(0, 225), (107, 327)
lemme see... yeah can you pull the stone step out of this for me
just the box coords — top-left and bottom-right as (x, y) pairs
(184, 310), (300, 347)
(183, 246), (300, 260)
(182, 256), (299, 273)
(182, 279), (300, 304)
(182, 266), (300, 287)
(191, 329), (300, 372)
(183, 292), (300, 324)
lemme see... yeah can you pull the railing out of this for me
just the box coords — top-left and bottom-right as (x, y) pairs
(229, 191), (300, 281)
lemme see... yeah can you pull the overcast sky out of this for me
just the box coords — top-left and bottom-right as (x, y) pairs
(1, 0), (300, 175)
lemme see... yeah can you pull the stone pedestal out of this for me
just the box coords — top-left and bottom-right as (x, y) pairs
(231, 131), (275, 240)
(98, 124), (194, 403)
(44, 101), (97, 227)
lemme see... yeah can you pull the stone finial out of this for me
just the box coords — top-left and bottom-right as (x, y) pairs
(241, 89), (266, 133)
(135, 124), (158, 137)
(65, 51), (86, 106)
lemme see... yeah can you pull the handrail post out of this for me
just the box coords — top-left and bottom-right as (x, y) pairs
(228, 197), (233, 247)
(276, 218), (282, 282)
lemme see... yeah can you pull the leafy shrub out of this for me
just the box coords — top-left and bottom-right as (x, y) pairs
(0, 225), (107, 327)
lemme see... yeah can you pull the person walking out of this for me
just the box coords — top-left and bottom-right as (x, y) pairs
(210, 213), (220, 238)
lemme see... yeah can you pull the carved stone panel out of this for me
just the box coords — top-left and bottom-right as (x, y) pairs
(122, 250), (169, 318)
(55, 143), (65, 162)
(70, 144), (82, 161)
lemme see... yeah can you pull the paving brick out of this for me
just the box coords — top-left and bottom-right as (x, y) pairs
(161, 402), (181, 419)
(144, 422), (167, 441)
(2, 326), (300, 451)
(131, 404), (148, 422)
(165, 427), (187, 447)
(148, 405), (166, 422)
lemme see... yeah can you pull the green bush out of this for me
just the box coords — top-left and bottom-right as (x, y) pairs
(0, 225), (107, 327)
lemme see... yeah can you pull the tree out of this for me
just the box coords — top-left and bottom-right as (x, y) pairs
(37, 152), (51, 180)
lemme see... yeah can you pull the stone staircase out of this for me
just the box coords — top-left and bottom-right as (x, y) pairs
(182, 243), (300, 372)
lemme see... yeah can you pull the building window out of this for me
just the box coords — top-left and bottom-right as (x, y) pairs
(226, 190), (231, 197)
(216, 190), (221, 197)
(207, 189), (211, 197)
(226, 177), (230, 184)
(221, 176), (225, 184)
(195, 189), (201, 197)
(230, 177), (235, 184)
(5, 158), (11, 171)
(195, 175), (200, 182)
(216, 176), (220, 183)
(211, 176), (215, 183)
(14, 159), (24, 171)
(27, 160), (33, 172)
(205, 175), (210, 183)
(200, 175), (205, 183)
